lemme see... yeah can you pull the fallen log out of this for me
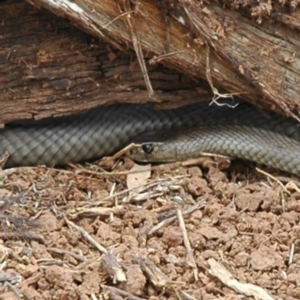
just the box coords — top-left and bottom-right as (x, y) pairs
(24, 0), (300, 117)
(0, 0), (209, 125)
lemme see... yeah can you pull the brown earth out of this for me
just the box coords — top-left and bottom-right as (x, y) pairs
(0, 156), (300, 299)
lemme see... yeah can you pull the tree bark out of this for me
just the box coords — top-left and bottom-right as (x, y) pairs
(0, 0), (209, 125)
(24, 0), (300, 117)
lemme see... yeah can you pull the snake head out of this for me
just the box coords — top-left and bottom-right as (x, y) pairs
(126, 129), (188, 162)
(125, 142), (180, 163)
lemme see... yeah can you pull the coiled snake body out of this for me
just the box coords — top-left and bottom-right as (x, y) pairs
(1, 100), (300, 175)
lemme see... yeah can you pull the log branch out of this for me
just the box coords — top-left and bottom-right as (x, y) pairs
(24, 0), (300, 116)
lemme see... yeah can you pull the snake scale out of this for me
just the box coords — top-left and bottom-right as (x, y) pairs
(1, 100), (300, 175)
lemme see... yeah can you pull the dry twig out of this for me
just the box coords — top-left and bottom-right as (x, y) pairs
(208, 258), (274, 300)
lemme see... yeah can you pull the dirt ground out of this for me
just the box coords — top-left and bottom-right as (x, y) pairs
(0, 156), (300, 300)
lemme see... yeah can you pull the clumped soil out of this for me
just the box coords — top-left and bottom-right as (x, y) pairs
(0, 156), (300, 300)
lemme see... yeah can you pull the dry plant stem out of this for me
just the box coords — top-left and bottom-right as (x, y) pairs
(102, 285), (146, 300)
(3, 282), (23, 299)
(178, 290), (196, 300)
(92, 178), (180, 206)
(255, 167), (289, 194)
(91, 294), (97, 300)
(46, 247), (86, 262)
(0, 232), (44, 242)
(36, 258), (66, 266)
(101, 250), (126, 283)
(74, 259), (101, 272)
(138, 220), (153, 247)
(208, 258), (274, 300)
(68, 205), (126, 219)
(205, 46), (241, 102)
(288, 243), (295, 265)
(177, 209), (198, 281)
(285, 180), (300, 192)
(65, 218), (107, 254)
(0, 271), (22, 284)
(136, 256), (170, 289)
(121, 2), (153, 96)
(148, 200), (207, 236)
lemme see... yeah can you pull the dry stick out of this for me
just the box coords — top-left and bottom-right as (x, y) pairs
(255, 167), (290, 194)
(288, 243), (295, 265)
(123, 5), (153, 96)
(73, 162), (174, 181)
(102, 285), (146, 300)
(3, 282), (23, 299)
(137, 256), (189, 299)
(284, 180), (300, 192)
(0, 270), (23, 299)
(68, 205), (126, 219)
(91, 293), (97, 300)
(102, 11), (135, 29)
(80, 164), (127, 187)
(74, 258), (102, 272)
(18, 272), (41, 287)
(148, 199), (207, 236)
(128, 190), (163, 202)
(208, 258), (274, 300)
(46, 247), (85, 262)
(136, 256), (170, 289)
(177, 209), (198, 281)
(92, 181), (163, 206)
(0, 231), (44, 242)
(92, 175), (187, 206)
(102, 250), (126, 283)
(35, 258), (67, 267)
(65, 218), (107, 254)
(204, 45), (240, 103)
(0, 271), (22, 284)
(178, 290), (196, 300)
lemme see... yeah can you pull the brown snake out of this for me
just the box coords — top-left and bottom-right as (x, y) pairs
(1, 100), (300, 175)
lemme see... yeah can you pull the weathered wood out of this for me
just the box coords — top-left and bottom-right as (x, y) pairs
(24, 0), (300, 116)
(0, 0), (209, 125)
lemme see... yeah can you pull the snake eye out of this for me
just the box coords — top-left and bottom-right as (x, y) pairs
(142, 144), (154, 154)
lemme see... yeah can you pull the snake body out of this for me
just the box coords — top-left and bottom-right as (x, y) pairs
(1, 100), (300, 175)
(129, 125), (300, 176)
(0, 102), (209, 167)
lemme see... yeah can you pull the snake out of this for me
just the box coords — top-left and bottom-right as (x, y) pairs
(1, 99), (300, 175)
